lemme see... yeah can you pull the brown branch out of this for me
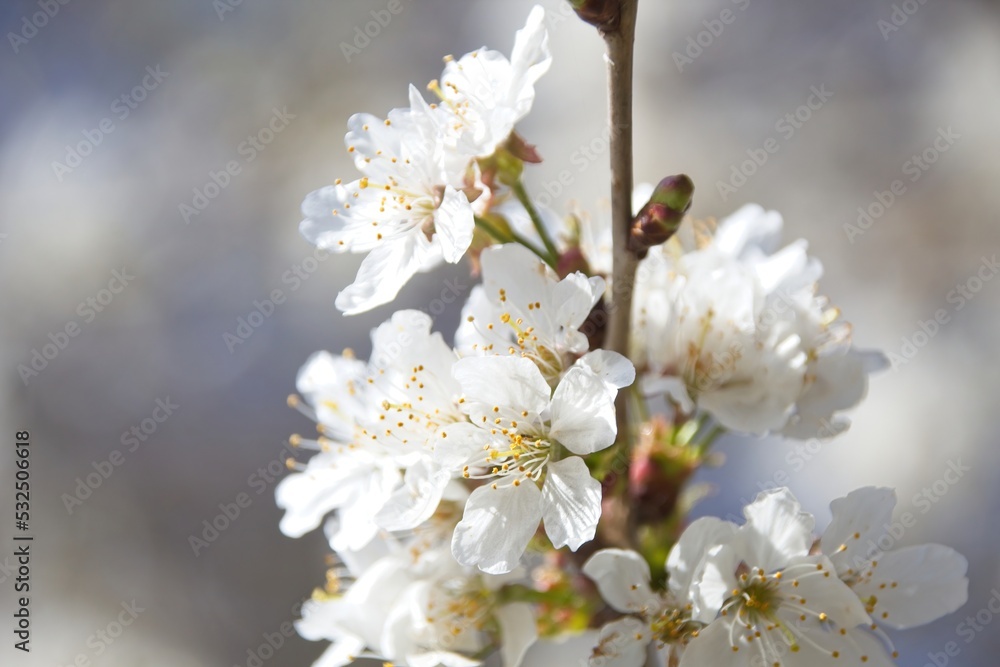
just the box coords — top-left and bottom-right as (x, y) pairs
(602, 0), (640, 548)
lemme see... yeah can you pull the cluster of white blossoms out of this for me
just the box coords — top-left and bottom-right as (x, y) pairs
(627, 201), (887, 439)
(300, 6), (550, 314)
(278, 5), (969, 667)
(583, 487), (968, 667)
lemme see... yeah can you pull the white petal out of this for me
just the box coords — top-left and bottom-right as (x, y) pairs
(275, 453), (371, 538)
(453, 355), (551, 420)
(782, 348), (878, 439)
(821, 487), (896, 575)
(480, 244), (552, 311)
(345, 111), (404, 167)
(296, 598), (353, 642)
(454, 285), (493, 355)
(739, 487), (815, 571)
(549, 366), (617, 455)
(780, 555), (870, 629)
(329, 463), (401, 551)
(322, 517), (391, 577)
(690, 543), (740, 623)
(295, 351), (369, 441)
(408, 652), (481, 667)
(577, 350), (636, 391)
(496, 602), (539, 667)
(495, 198), (565, 256)
(589, 618), (649, 667)
(310, 635), (367, 667)
(841, 628), (898, 667)
(452, 482), (542, 574)
(714, 204), (784, 258)
(375, 460), (451, 532)
(508, 6), (551, 119)
(666, 517), (738, 603)
(295, 350), (365, 397)
(300, 184), (352, 250)
(369, 309), (434, 365)
(552, 272), (605, 352)
(581, 549), (655, 614)
(433, 421), (491, 469)
(540, 457), (602, 551)
(343, 557), (414, 646)
(379, 583), (423, 661)
(335, 236), (441, 314)
(520, 631), (600, 667)
(435, 185), (475, 263)
(677, 619), (741, 667)
(854, 544), (969, 629)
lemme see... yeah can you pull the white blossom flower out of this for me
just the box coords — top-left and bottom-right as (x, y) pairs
(276, 349), (400, 550)
(437, 353), (632, 574)
(381, 545), (538, 667)
(300, 91), (476, 314)
(299, 6), (551, 315)
(820, 487), (969, 631)
(633, 204), (885, 437)
(582, 548), (703, 667)
(298, 538), (537, 667)
(362, 309), (471, 531)
(277, 310), (463, 549)
(456, 243), (605, 382)
(678, 488), (895, 667)
(293, 350), (371, 441)
(277, 447), (401, 551)
(296, 555), (412, 667)
(520, 631), (601, 667)
(431, 5), (551, 160)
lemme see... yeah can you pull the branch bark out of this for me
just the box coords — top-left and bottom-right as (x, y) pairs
(602, 0), (640, 547)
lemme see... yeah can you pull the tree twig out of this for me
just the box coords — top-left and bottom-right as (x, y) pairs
(602, 0), (640, 547)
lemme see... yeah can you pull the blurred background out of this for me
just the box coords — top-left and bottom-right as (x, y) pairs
(2, 0), (998, 664)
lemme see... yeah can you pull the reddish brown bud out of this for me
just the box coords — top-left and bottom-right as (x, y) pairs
(628, 174), (695, 257)
(569, 0), (622, 31)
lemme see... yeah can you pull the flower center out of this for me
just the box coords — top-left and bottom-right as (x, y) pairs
(649, 607), (702, 649)
(462, 430), (552, 488)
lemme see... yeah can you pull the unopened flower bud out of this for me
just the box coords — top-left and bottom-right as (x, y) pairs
(555, 246), (591, 279)
(569, 0), (621, 31)
(628, 174), (694, 257)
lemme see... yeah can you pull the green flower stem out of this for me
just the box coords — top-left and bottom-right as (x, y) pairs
(512, 180), (560, 264)
(474, 215), (557, 269)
